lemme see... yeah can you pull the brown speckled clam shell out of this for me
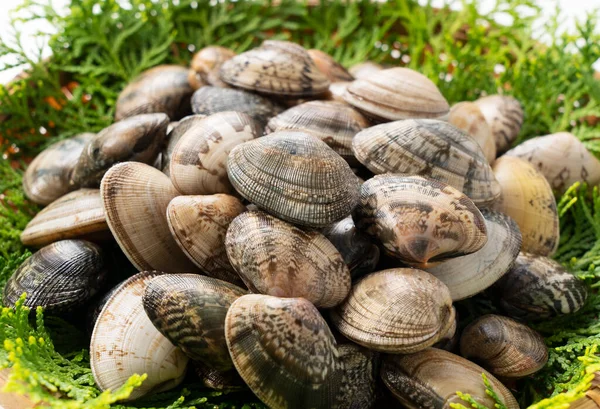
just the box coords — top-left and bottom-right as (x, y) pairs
(449, 101), (496, 164)
(162, 115), (207, 176)
(474, 94), (523, 153)
(189, 46), (236, 89)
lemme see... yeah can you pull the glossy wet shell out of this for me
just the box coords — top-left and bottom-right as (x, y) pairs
(266, 100), (370, 165)
(330, 268), (455, 353)
(3, 240), (107, 312)
(162, 115), (206, 176)
(220, 40), (330, 97)
(227, 131), (360, 227)
(169, 112), (261, 195)
(91, 272), (189, 401)
(505, 132), (600, 193)
(343, 67), (449, 122)
(191, 85), (284, 128)
(307, 49), (354, 82)
(336, 344), (378, 409)
(348, 61), (383, 79)
(189, 46), (236, 88)
(425, 209), (522, 301)
(143, 274), (246, 370)
(23, 132), (94, 205)
(354, 175), (487, 267)
(225, 210), (351, 308)
(71, 113), (169, 187)
(20, 189), (108, 247)
(460, 314), (548, 378)
(474, 95), (523, 153)
(381, 348), (519, 409)
(115, 65), (194, 121)
(492, 156), (559, 256)
(225, 294), (343, 409)
(493, 252), (588, 320)
(100, 162), (199, 272)
(449, 101), (496, 163)
(166, 194), (246, 286)
(352, 119), (501, 207)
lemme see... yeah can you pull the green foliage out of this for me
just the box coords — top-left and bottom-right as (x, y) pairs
(450, 373), (510, 409)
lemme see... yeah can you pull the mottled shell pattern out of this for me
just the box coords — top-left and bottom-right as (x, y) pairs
(330, 268), (455, 353)
(352, 119), (501, 207)
(307, 49), (354, 82)
(449, 101), (497, 164)
(225, 210), (351, 308)
(354, 175), (487, 267)
(474, 94), (523, 153)
(336, 344), (378, 409)
(460, 314), (548, 378)
(161, 115), (206, 176)
(20, 189), (108, 247)
(189, 46), (236, 89)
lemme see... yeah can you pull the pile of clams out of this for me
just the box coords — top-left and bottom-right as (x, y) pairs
(10, 39), (595, 408)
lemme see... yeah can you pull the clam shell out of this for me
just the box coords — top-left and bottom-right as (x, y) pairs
(189, 46), (236, 89)
(90, 272), (189, 401)
(449, 101), (496, 163)
(348, 61), (383, 79)
(424, 209), (522, 301)
(460, 314), (548, 378)
(505, 132), (600, 193)
(115, 65), (194, 121)
(336, 344), (378, 409)
(3, 240), (107, 313)
(167, 194), (246, 286)
(266, 100), (370, 165)
(225, 210), (351, 308)
(474, 95), (523, 153)
(225, 294), (343, 409)
(192, 362), (245, 390)
(143, 274), (246, 370)
(71, 113), (169, 188)
(433, 313), (459, 351)
(328, 81), (352, 103)
(307, 49), (354, 82)
(492, 156), (559, 256)
(381, 348), (519, 409)
(20, 189), (108, 247)
(492, 252), (588, 320)
(227, 131), (360, 227)
(23, 133), (94, 205)
(343, 67), (449, 122)
(330, 268), (455, 353)
(100, 162), (199, 272)
(219, 40), (330, 97)
(354, 175), (487, 267)
(170, 112), (261, 195)
(162, 115), (207, 176)
(352, 119), (501, 207)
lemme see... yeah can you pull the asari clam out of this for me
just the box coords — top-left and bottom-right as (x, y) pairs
(20, 189), (108, 247)
(22, 132), (94, 205)
(460, 314), (548, 378)
(166, 194), (246, 286)
(352, 119), (501, 207)
(227, 131), (360, 227)
(474, 94), (523, 153)
(448, 101), (497, 163)
(266, 100), (370, 165)
(220, 40), (330, 97)
(348, 61), (383, 79)
(336, 344), (378, 409)
(225, 210), (351, 308)
(343, 67), (450, 122)
(225, 294), (344, 409)
(161, 115), (206, 176)
(492, 252), (587, 320)
(169, 111), (261, 195)
(381, 348), (519, 409)
(3, 240), (107, 313)
(353, 175), (487, 267)
(505, 132), (600, 193)
(115, 65), (194, 120)
(307, 49), (354, 82)
(70, 113), (169, 187)
(425, 209), (522, 301)
(91, 272), (189, 401)
(188, 46), (236, 89)
(330, 268), (455, 353)
(492, 156), (559, 256)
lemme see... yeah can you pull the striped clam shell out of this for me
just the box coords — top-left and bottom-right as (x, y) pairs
(307, 49), (354, 82)
(162, 115), (206, 176)
(449, 101), (496, 164)
(188, 46), (236, 89)
(474, 95), (523, 153)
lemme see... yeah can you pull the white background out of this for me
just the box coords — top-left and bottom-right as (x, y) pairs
(0, 0), (599, 83)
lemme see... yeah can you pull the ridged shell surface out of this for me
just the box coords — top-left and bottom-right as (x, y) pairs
(225, 210), (351, 308)
(100, 162), (199, 272)
(225, 294), (343, 409)
(352, 119), (501, 207)
(170, 112), (261, 195)
(307, 49), (354, 82)
(343, 67), (449, 121)
(449, 101), (496, 163)
(354, 175), (487, 267)
(425, 209), (522, 301)
(336, 344), (378, 409)
(227, 131), (360, 227)
(220, 40), (330, 97)
(90, 272), (189, 401)
(193, 362), (245, 390)
(167, 194), (246, 286)
(381, 348), (519, 409)
(474, 95), (523, 153)
(330, 268), (455, 353)
(162, 115), (206, 176)
(20, 189), (108, 247)
(189, 46), (236, 88)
